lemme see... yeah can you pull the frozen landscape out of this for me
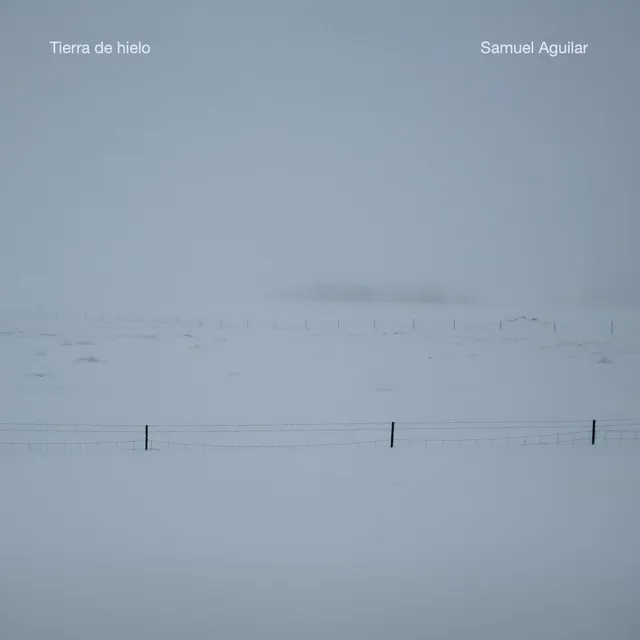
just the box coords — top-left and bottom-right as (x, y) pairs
(3, 0), (639, 637)
(1, 303), (640, 639)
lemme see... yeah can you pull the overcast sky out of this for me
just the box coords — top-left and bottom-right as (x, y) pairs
(1, 0), (638, 313)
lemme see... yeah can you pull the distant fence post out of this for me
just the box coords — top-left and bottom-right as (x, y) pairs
(412, 318), (415, 330)
(500, 319), (503, 331)
(610, 321), (614, 336)
(592, 420), (596, 446)
(453, 319), (456, 331)
(390, 421), (395, 448)
(145, 425), (149, 451)
(553, 321), (557, 333)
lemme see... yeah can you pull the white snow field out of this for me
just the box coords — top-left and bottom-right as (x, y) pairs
(1, 303), (640, 639)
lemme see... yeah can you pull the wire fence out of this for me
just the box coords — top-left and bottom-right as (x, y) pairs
(0, 440), (139, 452)
(0, 309), (630, 338)
(1, 418), (639, 452)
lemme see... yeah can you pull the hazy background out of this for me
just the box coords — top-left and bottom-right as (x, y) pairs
(1, 0), (638, 314)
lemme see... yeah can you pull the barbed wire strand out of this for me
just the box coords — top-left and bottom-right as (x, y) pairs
(0, 441), (138, 449)
(2, 430), (639, 451)
(0, 421), (639, 434)
(150, 439), (385, 449)
(0, 417), (639, 429)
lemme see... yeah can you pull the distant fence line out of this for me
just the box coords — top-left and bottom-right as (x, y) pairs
(0, 309), (623, 336)
(1, 419), (639, 452)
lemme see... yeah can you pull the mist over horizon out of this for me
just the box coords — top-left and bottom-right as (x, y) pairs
(270, 281), (474, 305)
(1, 0), (638, 313)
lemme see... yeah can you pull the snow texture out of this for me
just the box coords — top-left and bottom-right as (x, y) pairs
(1, 303), (639, 639)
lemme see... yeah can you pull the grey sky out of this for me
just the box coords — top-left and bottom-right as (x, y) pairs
(1, 0), (638, 313)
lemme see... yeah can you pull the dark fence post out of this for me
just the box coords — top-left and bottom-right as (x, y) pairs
(145, 425), (149, 451)
(610, 321), (614, 336)
(500, 319), (503, 331)
(553, 321), (557, 333)
(453, 319), (456, 331)
(592, 420), (596, 446)
(390, 421), (395, 448)
(412, 318), (415, 330)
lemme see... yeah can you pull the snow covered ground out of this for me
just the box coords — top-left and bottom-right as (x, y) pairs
(1, 303), (639, 639)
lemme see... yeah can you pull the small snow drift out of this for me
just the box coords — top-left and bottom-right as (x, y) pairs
(556, 341), (585, 349)
(74, 356), (103, 364)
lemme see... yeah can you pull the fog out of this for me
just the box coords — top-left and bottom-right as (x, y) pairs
(1, 0), (638, 314)
(272, 282), (474, 304)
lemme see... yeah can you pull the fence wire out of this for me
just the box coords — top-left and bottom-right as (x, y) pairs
(1, 418), (639, 433)
(0, 440), (138, 451)
(1, 430), (639, 452)
(149, 439), (386, 450)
